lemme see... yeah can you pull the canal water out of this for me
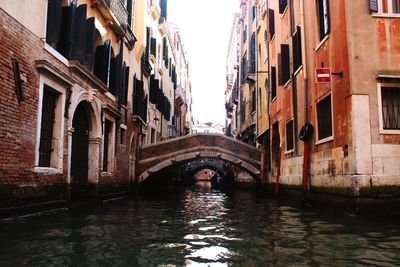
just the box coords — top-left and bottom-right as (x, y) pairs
(1, 182), (400, 266)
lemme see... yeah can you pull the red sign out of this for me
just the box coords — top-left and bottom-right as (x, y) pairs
(315, 68), (331, 83)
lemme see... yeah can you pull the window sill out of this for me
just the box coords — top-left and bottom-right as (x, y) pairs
(284, 149), (294, 155)
(283, 79), (291, 88)
(294, 65), (303, 76)
(379, 129), (400, 135)
(270, 34), (276, 43)
(315, 34), (330, 52)
(43, 42), (69, 66)
(316, 135), (334, 145)
(372, 13), (400, 18)
(34, 167), (63, 175)
(280, 6), (289, 18)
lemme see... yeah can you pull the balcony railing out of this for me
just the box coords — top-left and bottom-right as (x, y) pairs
(92, 0), (136, 49)
(175, 85), (186, 106)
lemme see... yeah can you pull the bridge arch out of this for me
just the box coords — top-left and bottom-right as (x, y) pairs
(136, 133), (262, 184)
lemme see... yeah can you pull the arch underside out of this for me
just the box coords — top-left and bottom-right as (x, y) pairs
(138, 148), (261, 183)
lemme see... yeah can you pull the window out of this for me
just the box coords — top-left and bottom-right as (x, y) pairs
(381, 87), (400, 130)
(317, 94), (333, 141)
(243, 25), (247, 43)
(292, 26), (302, 72)
(268, 9), (275, 40)
(103, 118), (115, 172)
(271, 66), (277, 100)
(252, 5), (256, 20)
(279, 0), (288, 14)
(38, 87), (59, 167)
(36, 79), (65, 172)
(316, 0), (330, 41)
(280, 44), (290, 85)
(120, 126), (126, 145)
(46, 1), (94, 65)
(286, 120), (294, 152)
(251, 90), (256, 113)
(250, 34), (256, 73)
(370, 0), (400, 14)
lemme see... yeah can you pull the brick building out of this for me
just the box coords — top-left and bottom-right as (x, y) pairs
(0, 0), (192, 217)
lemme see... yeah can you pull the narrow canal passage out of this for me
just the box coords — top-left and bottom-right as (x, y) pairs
(1, 182), (400, 266)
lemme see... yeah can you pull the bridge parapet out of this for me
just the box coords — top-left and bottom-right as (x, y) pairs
(137, 133), (262, 182)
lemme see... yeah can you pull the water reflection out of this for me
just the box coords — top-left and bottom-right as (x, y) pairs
(0, 181), (400, 266)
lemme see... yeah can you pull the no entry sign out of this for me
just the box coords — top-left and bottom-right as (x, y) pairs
(315, 68), (331, 83)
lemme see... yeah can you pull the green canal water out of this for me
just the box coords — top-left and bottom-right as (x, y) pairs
(1, 182), (400, 266)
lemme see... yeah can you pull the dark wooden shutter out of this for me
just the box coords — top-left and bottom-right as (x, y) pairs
(369, 0), (378, 12)
(110, 51), (123, 96)
(292, 26), (302, 71)
(145, 27), (150, 59)
(94, 40), (112, 86)
(271, 66), (277, 99)
(85, 17), (96, 72)
(71, 4), (87, 62)
(150, 75), (159, 104)
(121, 65), (129, 106)
(279, 0), (288, 14)
(281, 44), (290, 84)
(268, 9), (275, 40)
(46, 0), (62, 45)
(58, 5), (73, 57)
(277, 53), (283, 86)
(150, 37), (157, 57)
(65, 3), (77, 59)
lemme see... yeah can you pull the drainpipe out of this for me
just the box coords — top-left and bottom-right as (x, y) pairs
(300, 0), (310, 196)
(255, 1), (259, 142)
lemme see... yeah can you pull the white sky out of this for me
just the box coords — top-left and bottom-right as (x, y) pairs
(168, 0), (240, 125)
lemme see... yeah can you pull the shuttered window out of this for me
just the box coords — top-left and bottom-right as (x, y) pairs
(268, 9), (275, 40)
(381, 87), (400, 130)
(46, 0), (62, 47)
(94, 40), (112, 87)
(39, 86), (59, 167)
(316, 0), (330, 41)
(103, 119), (112, 172)
(150, 37), (157, 57)
(121, 65), (129, 106)
(292, 26), (302, 72)
(271, 66), (277, 100)
(251, 90), (256, 113)
(280, 44), (290, 85)
(279, 0), (288, 14)
(371, 0), (400, 13)
(286, 120), (294, 152)
(317, 95), (333, 140)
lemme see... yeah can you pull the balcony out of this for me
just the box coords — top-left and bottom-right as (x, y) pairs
(246, 60), (256, 83)
(175, 85), (186, 106)
(92, 0), (136, 49)
(141, 54), (152, 77)
(150, 0), (161, 20)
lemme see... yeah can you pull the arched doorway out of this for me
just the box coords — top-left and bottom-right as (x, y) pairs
(71, 102), (90, 198)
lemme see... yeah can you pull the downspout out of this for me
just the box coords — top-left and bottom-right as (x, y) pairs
(255, 4), (259, 141)
(289, 0), (298, 154)
(266, 0), (271, 190)
(300, 0), (310, 196)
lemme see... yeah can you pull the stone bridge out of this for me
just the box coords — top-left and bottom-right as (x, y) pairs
(136, 133), (262, 183)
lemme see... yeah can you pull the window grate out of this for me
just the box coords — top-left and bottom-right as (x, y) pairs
(39, 86), (58, 167)
(382, 87), (400, 130)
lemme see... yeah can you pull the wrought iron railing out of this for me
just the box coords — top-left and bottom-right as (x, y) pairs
(106, 0), (129, 28)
